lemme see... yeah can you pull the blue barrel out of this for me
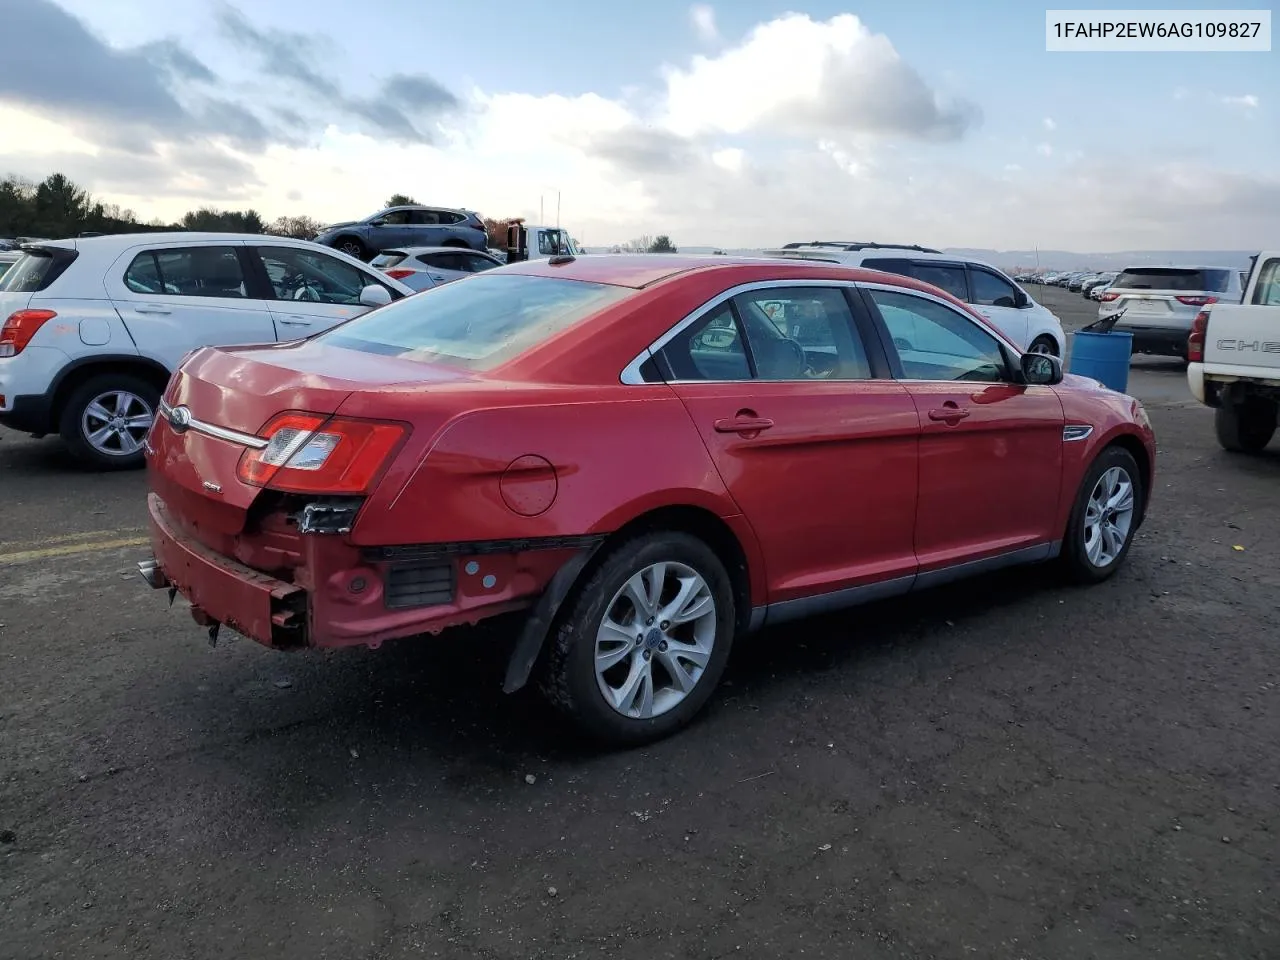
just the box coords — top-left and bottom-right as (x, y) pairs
(1068, 330), (1133, 393)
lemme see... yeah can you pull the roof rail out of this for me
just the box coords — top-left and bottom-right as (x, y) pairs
(781, 241), (943, 254)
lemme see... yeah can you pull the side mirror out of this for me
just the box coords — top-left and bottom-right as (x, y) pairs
(1020, 351), (1063, 385)
(359, 284), (392, 307)
(1013, 291), (1030, 308)
(370, 218), (388, 227)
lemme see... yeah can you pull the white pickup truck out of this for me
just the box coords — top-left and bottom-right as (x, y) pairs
(1187, 251), (1280, 452)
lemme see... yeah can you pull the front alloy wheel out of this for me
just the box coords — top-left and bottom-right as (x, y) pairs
(542, 531), (736, 745)
(1063, 445), (1143, 583)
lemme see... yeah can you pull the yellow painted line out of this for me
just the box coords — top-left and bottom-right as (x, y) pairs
(0, 536), (150, 565)
(0, 528), (145, 550)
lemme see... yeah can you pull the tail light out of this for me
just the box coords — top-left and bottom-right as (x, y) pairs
(1100, 292), (1120, 302)
(1187, 310), (1210, 362)
(384, 268), (415, 280)
(237, 411), (408, 494)
(0, 309), (57, 357)
(1177, 295), (1218, 306)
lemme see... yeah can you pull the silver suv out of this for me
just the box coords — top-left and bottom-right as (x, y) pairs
(1098, 265), (1244, 360)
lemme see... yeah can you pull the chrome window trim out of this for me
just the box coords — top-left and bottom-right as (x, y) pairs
(619, 278), (1026, 387)
(619, 278), (870, 386)
(158, 400), (269, 449)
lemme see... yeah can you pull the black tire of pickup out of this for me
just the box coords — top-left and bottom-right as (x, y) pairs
(1215, 399), (1277, 454)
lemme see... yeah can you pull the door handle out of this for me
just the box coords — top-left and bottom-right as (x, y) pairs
(928, 407), (970, 424)
(277, 316), (313, 326)
(134, 305), (171, 315)
(714, 416), (774, 434)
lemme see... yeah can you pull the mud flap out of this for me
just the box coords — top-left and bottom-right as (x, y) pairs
(502, 544), (603, 694)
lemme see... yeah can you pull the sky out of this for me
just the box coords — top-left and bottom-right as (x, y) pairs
(0, 0), (1276, 251)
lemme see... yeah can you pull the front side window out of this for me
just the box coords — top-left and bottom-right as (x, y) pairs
(869, 289), (1009, 383)
(256, 246), (385, 305)
(375, 210), (410, 225)
(123, 247), (247, 298)
(969, 268), (1020, 307)
(316, 273), (629, 370)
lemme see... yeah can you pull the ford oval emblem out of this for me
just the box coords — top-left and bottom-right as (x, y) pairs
(168, 404), (193, 434)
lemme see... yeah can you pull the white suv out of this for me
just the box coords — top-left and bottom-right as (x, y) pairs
(0, 233), (414, 468)
(763, 242), (1066, 356)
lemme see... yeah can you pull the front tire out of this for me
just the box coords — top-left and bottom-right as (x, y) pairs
(1062, 446), (1143, 584)
(1215, 400), (1277, 453)
(540, 531), (736, 746)
(1028, 335), (1059, 357)
(59, 373), (160, 470)
(335, 237), (368, 260)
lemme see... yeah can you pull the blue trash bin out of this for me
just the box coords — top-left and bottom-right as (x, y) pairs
(1068, 330), (1133, 393)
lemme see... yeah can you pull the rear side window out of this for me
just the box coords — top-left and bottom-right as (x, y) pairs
(317, 273), (630, 370)
(370, 252), (408, 268)
(0, 248), (79, 293)
(910, 262), (969, 301)
(1112, 267), (1232, 293)
(123, 247), (247, 298)
(1253, 258), (1280, 306)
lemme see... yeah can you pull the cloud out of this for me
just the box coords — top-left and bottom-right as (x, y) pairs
(1222, 94), (1259, 109)
(214, 2), (459, 143)
(1043, 117), (1056, 131)
(1036, 143), (1053, 157)
(659, 13), (978, 142)
(0, 0), (266, 151)
(690, 4), (719, 42)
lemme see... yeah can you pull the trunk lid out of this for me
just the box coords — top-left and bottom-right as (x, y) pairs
(149, 339), (474, 538)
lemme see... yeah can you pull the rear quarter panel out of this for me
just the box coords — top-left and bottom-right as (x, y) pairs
(341, 384), (768, 604)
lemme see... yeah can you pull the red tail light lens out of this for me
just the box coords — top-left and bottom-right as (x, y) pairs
(237, 412), (407, 494)
(1177, 295), (1218, 306)
(0, 309), (57, 357)
(384, 268), (415, 280)
(1100, 292), (1120, 302)
(1187, 310), (1210, 363)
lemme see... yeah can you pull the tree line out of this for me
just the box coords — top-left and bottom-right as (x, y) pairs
(1, 172), (675, 252)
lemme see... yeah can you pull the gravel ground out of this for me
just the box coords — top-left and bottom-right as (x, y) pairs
(1, 286), (1276, 959)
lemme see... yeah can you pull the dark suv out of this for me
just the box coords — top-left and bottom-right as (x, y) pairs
(313, 206), (488, 261)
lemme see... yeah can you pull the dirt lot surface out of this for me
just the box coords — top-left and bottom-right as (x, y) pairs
(2, 286), (1277, 959)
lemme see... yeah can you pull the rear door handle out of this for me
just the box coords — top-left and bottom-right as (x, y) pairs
(714, 416), (774, 434)
(928, 408), (970, 423)
(277, 316), (313, 327)
(134, 305), (171, 315)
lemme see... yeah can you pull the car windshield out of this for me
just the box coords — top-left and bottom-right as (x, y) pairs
(1112, 267), (1232, 293)
(316, 273), (630, 370)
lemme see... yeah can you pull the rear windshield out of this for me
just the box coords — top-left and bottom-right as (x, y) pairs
(0, 249), (77, 293)
(1112, 267), (1232, 293)
(317, 272), (630, 370)
(369, 252), (408, 268)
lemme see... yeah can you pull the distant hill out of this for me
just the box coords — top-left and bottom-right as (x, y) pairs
(584, 246), (1257, 273)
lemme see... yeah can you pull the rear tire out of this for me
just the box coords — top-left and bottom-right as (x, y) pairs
(1215, 400), (1277, 453)
(1062, 445), (1143, 584)
(540, 531), (736, 746)
(59, 373), (160, 470)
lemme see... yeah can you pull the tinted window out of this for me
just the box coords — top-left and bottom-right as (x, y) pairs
(0, 249), (78, 293)
(463, 253), (499, 273)
(658, 303), (751, 381)
(870, 289), (1008, 383)
(859, 258), (915, 279)
(910, 262), (969, 300)
(1112, 267), (1232, 293)
(376, 210), (411, 225)
(735, 288), (870, 380)
(408, 210), (442, 225)
(370, 252), (408, 268)
(969, 268), (1020, 307)
(123, 247), (247, 298)
(317, 273), (629, 370)
(257, 246), (386, 304)
(434, 211), (464, 225)
(1253, 258), (1280, 306)
(421, 252), (470, 272)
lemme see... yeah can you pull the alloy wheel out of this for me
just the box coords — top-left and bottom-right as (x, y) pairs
(81, 390), (154, 458)
(594, 561), (718, 719)
(1083, 465), (1135, 567)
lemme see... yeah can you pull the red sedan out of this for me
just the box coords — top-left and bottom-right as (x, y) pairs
(138, 255), (1156, 744)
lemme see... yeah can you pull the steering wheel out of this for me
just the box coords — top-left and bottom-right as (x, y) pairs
(292, 284), (321, 302)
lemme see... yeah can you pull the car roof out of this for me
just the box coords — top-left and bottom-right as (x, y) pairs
(381, 204), (470, 215)
(764, 244), (1008, 274)
(379, 246), (500, 257)
(20, 232), (338, 253)
(497, 252), (982, 293)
